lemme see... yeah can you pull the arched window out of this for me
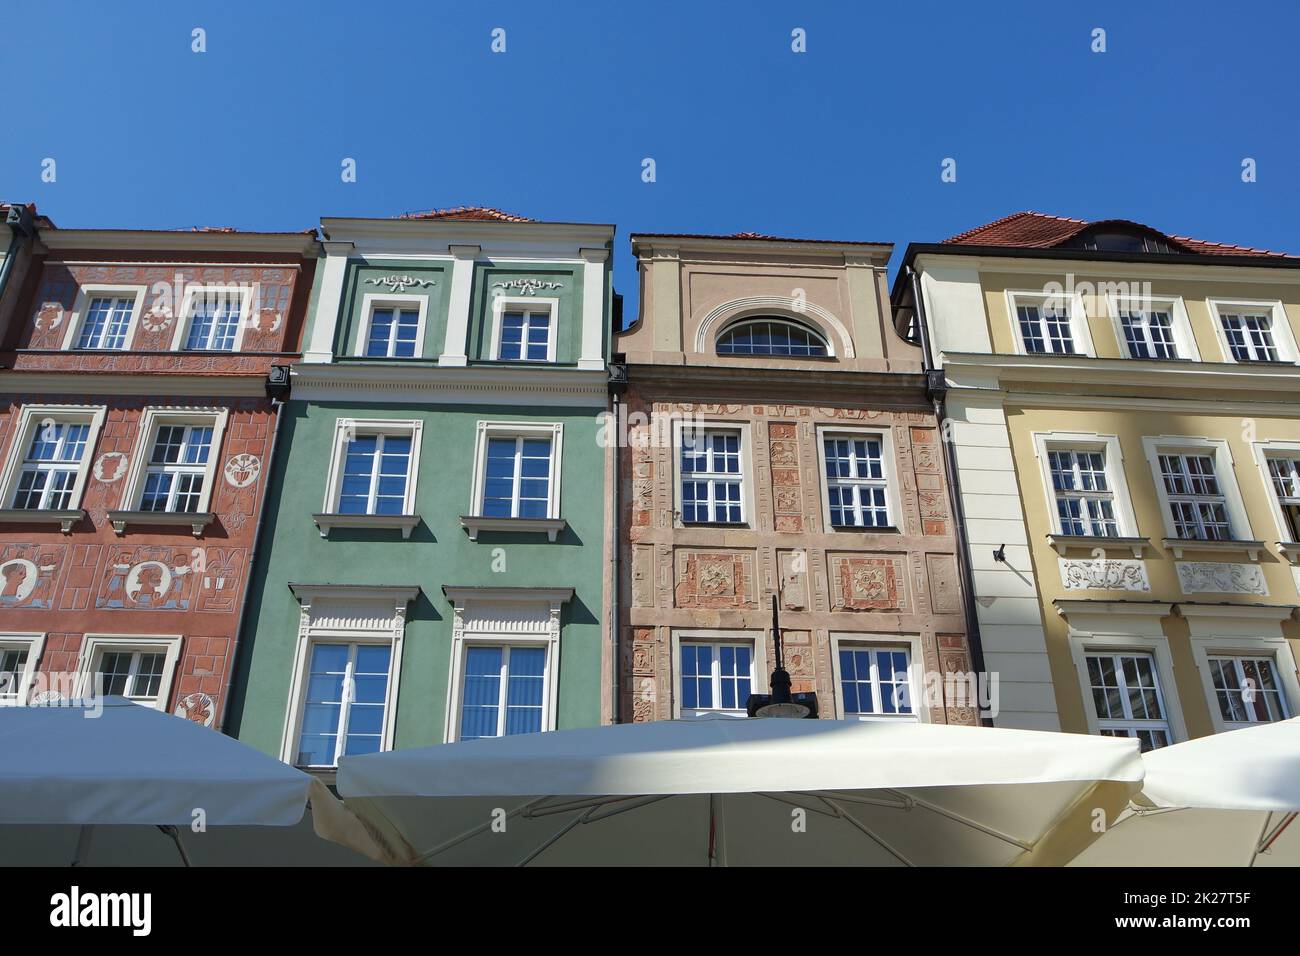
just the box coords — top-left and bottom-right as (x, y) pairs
(716, 317), (830, 357)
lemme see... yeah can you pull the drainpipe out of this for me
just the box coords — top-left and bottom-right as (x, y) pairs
(0, 205), (36, 308)
(906, 265), (992, 726)
(608, 362), (628, 724)
(219, 366), (291, 735)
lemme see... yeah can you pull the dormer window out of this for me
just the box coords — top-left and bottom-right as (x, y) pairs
(716, 317), (829, 357)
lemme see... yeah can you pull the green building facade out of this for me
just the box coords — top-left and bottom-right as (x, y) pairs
(226, 209), (615, 768)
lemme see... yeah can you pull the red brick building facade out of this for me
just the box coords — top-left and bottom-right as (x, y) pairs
(0, 226), (317, 727)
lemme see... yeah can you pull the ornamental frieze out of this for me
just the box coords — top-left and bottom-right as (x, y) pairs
(1059, 558), (1151, 592)
(1176, 562), (1268, 596)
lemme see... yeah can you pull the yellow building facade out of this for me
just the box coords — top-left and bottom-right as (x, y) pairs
(897, 212), (1300, 746)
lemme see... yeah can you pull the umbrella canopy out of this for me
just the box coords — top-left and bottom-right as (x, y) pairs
(0, 699), (384, 866)
(1071, 717), (1300, 867)
(334, 716), (1143, 866)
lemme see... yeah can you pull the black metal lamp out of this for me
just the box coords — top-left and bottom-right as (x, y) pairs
(746, 594), (818, 718)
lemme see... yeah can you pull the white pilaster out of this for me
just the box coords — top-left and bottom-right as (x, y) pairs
(578, 246), (609, 370)
(303, 240), (354, 363)
(439, 244), (481, 367)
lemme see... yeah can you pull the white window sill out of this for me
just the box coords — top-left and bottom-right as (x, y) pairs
(459, 515), (567, 542)
(1162, 537), (1265, 561)
(1275, 542), (1300, 565)
(313, 512), (422, 539)
(0, 508), (85, 534)
(107, 510), (215, 538)
(1047, 534), (1151, 559)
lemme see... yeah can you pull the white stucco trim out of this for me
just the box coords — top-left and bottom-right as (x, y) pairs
(1206, 297), (1299, 365)
(353, 292), (431, 358)
(1029, 430), (1140, 537)
(60, 284), (148, 351)
(694, 295), (854, 358)
(1103, 291), (1200, 361)
(1140, 435), (1254, 543)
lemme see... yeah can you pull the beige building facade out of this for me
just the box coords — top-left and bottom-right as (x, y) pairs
(900, 211), (1300, 745)
(614, 233), (979, 727)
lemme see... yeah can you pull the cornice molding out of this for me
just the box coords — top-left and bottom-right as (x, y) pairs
(41, 230), (319, 257)
(289, 362), (608, 406)
(0, 372), (272, 397)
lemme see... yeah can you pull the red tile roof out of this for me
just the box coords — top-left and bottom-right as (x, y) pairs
(942, 211), (1297, 259)
(397, 206), (534, 223)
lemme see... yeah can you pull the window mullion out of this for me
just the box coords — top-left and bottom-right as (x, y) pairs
(367, 434), (384, 513)
(335, 646), (358, 766)
(498, 647), (511, 737)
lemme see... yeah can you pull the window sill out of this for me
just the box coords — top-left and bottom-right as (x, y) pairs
(108, 510), (215, 538)
(1162, 537), (1265, 561)
(0, 508), (84, 534)
(1275, 542), (1300, 565)
(1048, 534), (1151, 559)
(830, 524), (900, 534)
(459, 515), (567, 542)
(313, 512), (422, 539)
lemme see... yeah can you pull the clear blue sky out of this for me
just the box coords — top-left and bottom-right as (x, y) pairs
(4, 0), (1298, 312)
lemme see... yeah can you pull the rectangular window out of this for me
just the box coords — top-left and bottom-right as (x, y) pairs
(295, 642), (393, 767)
(1017, 302), (1075, 354)
(338, 433), (412, 516)
(679, 642), (753, 716)
(76, 296), (135, 350)
(1048, 449), (1118, 536)
(1120, 309), (1178, 359)
(1221, 312), (1279, 362)
(458, 645), (546, 740)
(11, 422), (91, 510)
(184, 298), (242, 351)
(365, 307), (420, 358)
(1085, 652), (1171, 751)
(1266, 457), (1300, 541)
(839, 646), (915, 719)
(680, 428), (743, 524)
(481, 436), (553, 519)
(96, 650), (166, 704)
(823, 435), (889, 528)
(139, 424), (214, 513)
(498, 308), (551, 362)
(1158, 454), (1231, 540)
(0, 647), (29, 704)
(1208, 656), (1290, 725)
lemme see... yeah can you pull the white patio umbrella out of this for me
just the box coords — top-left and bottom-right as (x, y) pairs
(332, 716), (1143, 866)
(1071, 717), (1300, 867)
(0, 698), (391, 866)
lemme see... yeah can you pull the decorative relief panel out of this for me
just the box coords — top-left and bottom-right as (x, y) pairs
(926, 553), (962, 613)
(1060, 558), (1151, 592)
(777, 549), (808, 610)
(673, 549), (758, 609)
(96, 545), (199, 611)
(828, 554), (908, 611)
(0, 543), (65, 609)
(768, 422), (803, 533)
(1176, 562), (1268, 596)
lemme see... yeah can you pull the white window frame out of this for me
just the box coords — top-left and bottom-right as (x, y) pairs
(322, 418), (422, 516)
(489, 295), (559, 363)
(122, 408), (229, 514)
(281, 586), (414, 769)
(0, 632), (45, 706)
(1005, 289), (1094, 357)
(1105, 292), (1199, 361)
(468, 421), (563, 520)
(0, 404), (107, 512)
(829, 633), (926, 722)
(671, 418), (753, 528)
(443, 588), (571, 743)
(61, 284), (148, 351)
(353, 292), (430, 359)
(1063, 611), (1188, 746)
(1184, 625), (1300, 735)
(815, 425), (900, 531)
(75, 634), (183, 710)
(1208, 298), (1298, 365)
(1030, 432), (1139, 538)
(171, 284), (255, 352)
(1250, 440), (1300, 545)
(670, 629), (768, 719)
(1141, 435), (1253, 543)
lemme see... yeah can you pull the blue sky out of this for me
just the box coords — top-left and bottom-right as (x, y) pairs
(4, 0), (1298, 311)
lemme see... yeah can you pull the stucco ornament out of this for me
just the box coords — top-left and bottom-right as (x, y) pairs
(124, 561), (174, 605)
(223, 453), (261, 489)
(1176, 562), (1268, 595)
(175, 692), (216, 727)
(93, 452), (129, 482)
(140, 303), (174, 332)
(0, 559), (40, 602)
(492, 278), (562, 296)
(254, 308), (283, 333)
(32, 690), (65, 705)
(1059, 558), (1150, 592)
(34, 302), (65, 331)
(366, 274), (435, 293)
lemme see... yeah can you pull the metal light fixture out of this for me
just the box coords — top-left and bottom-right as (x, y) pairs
(746, 594), (818, 719)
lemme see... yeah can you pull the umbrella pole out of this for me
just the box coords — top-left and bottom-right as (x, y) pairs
(1251, 810), (1297, 866)
(71, 825), (93, 866)
(158, 825), (192, 867)
(708, 794), (727, 867)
